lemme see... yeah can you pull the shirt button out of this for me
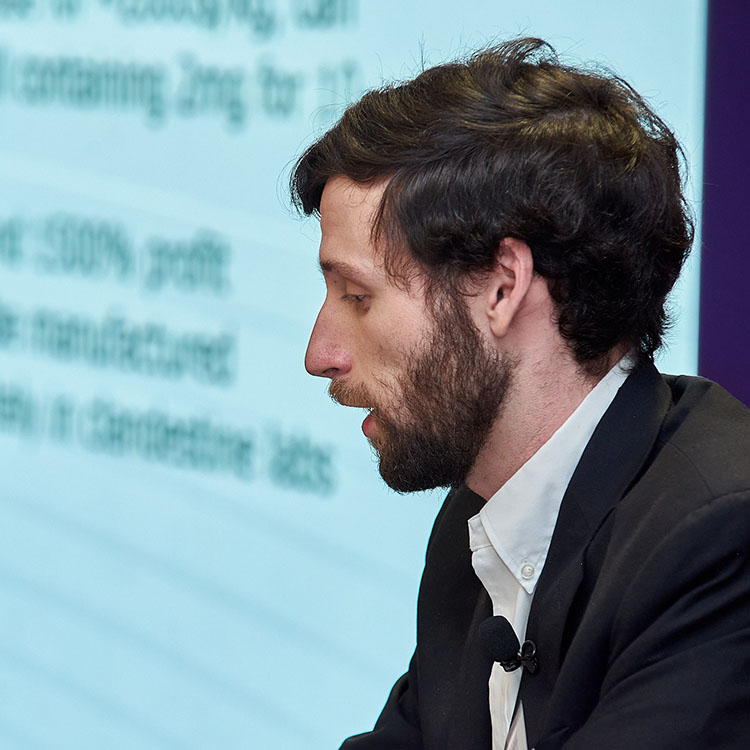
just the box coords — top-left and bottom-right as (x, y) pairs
(521, 563), (536, 580)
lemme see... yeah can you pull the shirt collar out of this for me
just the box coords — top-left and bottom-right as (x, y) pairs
(477, 356), (633, 594)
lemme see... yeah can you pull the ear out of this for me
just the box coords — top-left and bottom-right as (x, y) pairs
(483, 237), (534, 339)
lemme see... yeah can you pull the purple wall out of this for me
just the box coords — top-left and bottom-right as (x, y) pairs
(698, 1), (750, 405)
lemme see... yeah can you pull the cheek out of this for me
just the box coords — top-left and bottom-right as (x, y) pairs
(373, 307), (431, 355)
(352, 294), (433, 377)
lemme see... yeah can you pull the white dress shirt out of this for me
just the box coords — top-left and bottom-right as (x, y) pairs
(468, 357), (632, 749)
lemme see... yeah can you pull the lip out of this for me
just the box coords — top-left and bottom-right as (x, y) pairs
(362, 412), (375, 437)
(336, 400), (371, 411)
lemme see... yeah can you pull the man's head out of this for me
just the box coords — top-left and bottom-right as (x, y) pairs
(305, 177), (514, 492)
(293, 37), (693, 372)
(296, 38), (693, 492)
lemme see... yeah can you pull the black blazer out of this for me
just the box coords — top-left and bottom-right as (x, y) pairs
(340, 362), (750, 749)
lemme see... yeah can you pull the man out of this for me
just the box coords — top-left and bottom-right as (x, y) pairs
(292, 38), (750, 750)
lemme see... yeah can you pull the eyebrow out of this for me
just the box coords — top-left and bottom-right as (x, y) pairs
(319, 258), (372, 283)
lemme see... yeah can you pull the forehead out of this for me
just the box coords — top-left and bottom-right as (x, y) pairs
(320, 175), (385, 223)
(318, 176), (386, 269)
(318, 176), (425, 297)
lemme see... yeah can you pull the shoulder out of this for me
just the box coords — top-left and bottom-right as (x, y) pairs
(592, 374), (750, 630)
(656, 373), (750, 493)
(603, 372), (750, 561)
(523, 372), (750, 748)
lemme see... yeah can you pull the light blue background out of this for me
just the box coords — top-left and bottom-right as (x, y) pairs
(0, 1), (706, 747)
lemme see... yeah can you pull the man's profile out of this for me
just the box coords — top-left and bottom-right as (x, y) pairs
(291, 38), (750, 750)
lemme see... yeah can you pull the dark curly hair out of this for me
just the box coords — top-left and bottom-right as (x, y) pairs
(291, 38), (693, 371)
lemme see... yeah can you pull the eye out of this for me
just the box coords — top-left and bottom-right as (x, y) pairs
(342, 293), (367, 304)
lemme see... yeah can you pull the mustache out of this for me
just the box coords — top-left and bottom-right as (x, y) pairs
(328, 379), (375, 410)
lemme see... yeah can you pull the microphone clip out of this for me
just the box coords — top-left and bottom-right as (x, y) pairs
(500, 639), (538, 675)
(479, 615), (539, 675)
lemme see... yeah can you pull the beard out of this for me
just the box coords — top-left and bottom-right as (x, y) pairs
(329, 293), (513, 493)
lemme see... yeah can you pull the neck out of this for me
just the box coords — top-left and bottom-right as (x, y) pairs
(465, 347), (625, 500)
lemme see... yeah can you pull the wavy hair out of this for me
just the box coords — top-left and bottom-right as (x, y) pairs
(291, 38), (693, 371)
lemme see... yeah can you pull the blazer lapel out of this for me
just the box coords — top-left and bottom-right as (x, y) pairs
(520, 361), (673, 745)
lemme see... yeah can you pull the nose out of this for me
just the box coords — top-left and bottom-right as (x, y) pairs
(305, 307), (352, 379)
